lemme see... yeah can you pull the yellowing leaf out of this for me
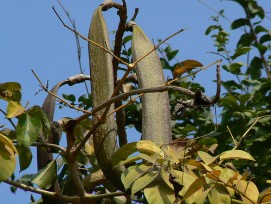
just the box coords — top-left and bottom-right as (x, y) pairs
(144, 180), (175, 204)
(183, 176), (206, 200)
(208, 184), (231, 204)
(6, 101), (25, 118)
(0, 133), (18, 154)
(32, 160), (57, 189)
(0, 142), (16, 181)
(220, 150), (255, 161)
(235, 180), (259, 204)
(198, 151), (218, 165)
(173, 60), (203, 78)
(136, 140), (164, 158)
(121, 164), (152, 190)
(131, 170), (159, 195)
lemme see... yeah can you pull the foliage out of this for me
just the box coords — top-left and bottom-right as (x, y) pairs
(0, 0), (271, 204)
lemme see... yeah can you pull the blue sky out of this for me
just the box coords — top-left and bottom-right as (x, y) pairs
(0, 0), (269, 203)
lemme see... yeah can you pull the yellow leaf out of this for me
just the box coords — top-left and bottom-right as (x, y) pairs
(220, 150), (255, 161)
(235, 180), (259, 204)
(136, 140), (164, 158)
(0, 133), (18, 155)
(173, 60), (203, 78)
(198, 151), (218, 165)
(6, 101), (25, 118)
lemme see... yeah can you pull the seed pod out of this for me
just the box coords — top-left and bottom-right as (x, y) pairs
(131, 22), (172, 145)
(88, 5), (123, 190)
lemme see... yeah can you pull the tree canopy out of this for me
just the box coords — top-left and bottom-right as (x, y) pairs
(0, 0), (271, 203)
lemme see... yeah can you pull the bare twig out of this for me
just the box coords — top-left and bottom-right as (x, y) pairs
(227, 126), (237, 147)
(56, 0), (90, 95)
(4, 179), (125, 202)
(31, 70), (91, 114)
(52, 6), (128, 67)
(31, 142), (66, 153)
(0, 109), (16, 129)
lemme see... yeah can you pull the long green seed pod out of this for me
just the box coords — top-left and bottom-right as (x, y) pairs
(88, 5), (123, 190)
(131, 22), (172, 145)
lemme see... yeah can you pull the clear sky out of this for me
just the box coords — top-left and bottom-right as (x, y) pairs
(0, 0), (269, 203)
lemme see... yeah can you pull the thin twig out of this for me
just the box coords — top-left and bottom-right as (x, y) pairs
(31, 69), (91, 114)
(31, 142), (66, 153)
(56, 0), (90, 95)
(0, 109), (16, 129)
(227, 126), (237, 146)
(4, 179), (125, 202)
(52, 6), (129, 67)
(133, 28), (186, 65)
(233, 117), (260, 150)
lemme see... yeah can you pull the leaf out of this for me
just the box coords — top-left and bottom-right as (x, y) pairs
(235, 180), (259, 203)
(173, 60), (203, 78)
(220, 150), (255, 161)
(249, 56), (262, 79)
(231, 18), (249, 30)
(205, 25), (220, 35)
(208, 184), (231, 204)
(16, 145), (32, 172)
(198, 151), (218, 165)
(0, 137), (16, 181)
(83, 169), (106, 190)
(136, 140), (164, 157)
(0, 133), (18, 154)
(28, 106), (50, 139)
(121, 164), (152, 190)
(32, 160), (57, 189)
(112, 142), (137, 168)
(182, 176), (206, 200)
(6, 101), (25, 118)
(131, 170), (159, 195)
(16, 112), (42, 147)
(231, 46), (251, 60)
(0, 82), (21, 101)
(144, 180), (175, 204)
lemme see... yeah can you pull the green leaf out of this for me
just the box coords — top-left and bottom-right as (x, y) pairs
(231, 46), (251, 60)
(62, 94), (76, 103)
(205, 25), (220, 35)
(237, 33), (254, 47)
(249, 56), (262, 79)
(6, 101), (25, 118)
(0, 137), (16, 181)
(28, 106), (50, 139)
(259, 34), (271, 44)
(16, 145), (32, 172)
(220, 150), (255, 161)
(131, 169), (159, 195)
(32, 160), (57, 189)
(16, 112), (42, 147)
(223, 62), (243, 75)
(255, 25), (268, 34)
(144, 180), (175, 204)
(231, 18), (249, 30)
